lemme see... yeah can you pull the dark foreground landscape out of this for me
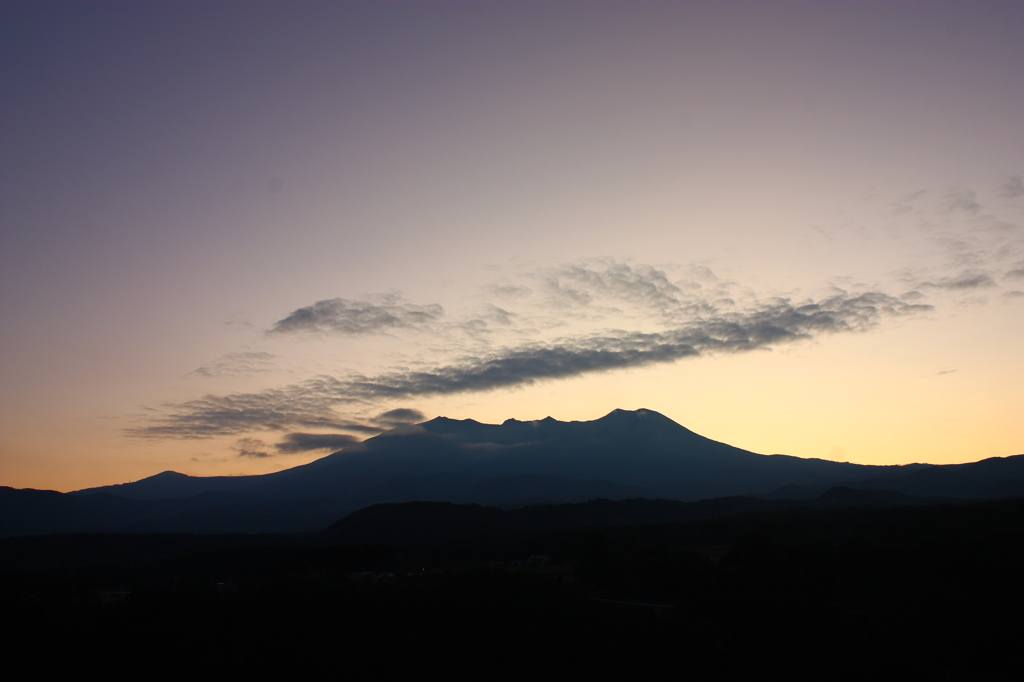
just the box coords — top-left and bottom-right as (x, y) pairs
(4, 495), (1023, 679)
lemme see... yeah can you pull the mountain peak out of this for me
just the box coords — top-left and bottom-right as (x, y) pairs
(150, 471), (191, 480)
(423, 416), (481, 425)
(596, 408), (668, 423)
(421, 416), (484, 435)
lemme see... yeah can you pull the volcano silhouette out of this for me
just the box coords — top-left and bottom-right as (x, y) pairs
(3, 409), (1019, 537)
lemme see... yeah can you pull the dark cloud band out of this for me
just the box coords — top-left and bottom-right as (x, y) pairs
(373, 408), (426, 428)
(269, 294), (443, 336)
(130, 290), (929, 440)
(275, 432), (361, 454)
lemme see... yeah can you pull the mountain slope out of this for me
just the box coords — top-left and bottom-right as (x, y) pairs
(5, 408), (1016, 538)
(74, 409), (925, 502)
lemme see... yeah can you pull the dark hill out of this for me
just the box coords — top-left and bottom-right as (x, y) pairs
(74, 408), (930, 503)
(321, 489), (960, 547)
(5, 409), (1018, 537)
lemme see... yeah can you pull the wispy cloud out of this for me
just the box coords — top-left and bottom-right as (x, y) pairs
(920, 271), (997, 290)
(449, 304), (517, 338)
(136, 179), (1023, 444)
(999, 175), (1023, 199)
(945, 187), (981, 215)
(372, 408), (426, 428)
(131, 288), (929, 440)
(114, 173), (1024, 456)
(232, 437), (272, 458)
(188, 352), (277, 378)
(274, 432), (360, 454)
(539, 261), (697, 321)
(268, 294), (444, 336)
(896, 181), (1023, 299)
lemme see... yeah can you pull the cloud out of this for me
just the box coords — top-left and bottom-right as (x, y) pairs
(539, 261), (694, 320)
(269, 294), (444, 336)
(188, 352), (277, 378)
(945, 187), (981, 215)
(373, 408), (426, 428)
(899, 184), (1023, 299)
(343, 292), (927, 399)
(131, 392), (386, 439)
(133, 181), (1024, 447)
(130, 289), (930, 440)
(488, 284), (532, 299)
(999, 175), (1024, 199)
(264, 262), (728, 347)
(275, 432), (360, 454)
(450, 304), (518, 338)
(232, 437), (272, 458)
(921, 271), (997, 290)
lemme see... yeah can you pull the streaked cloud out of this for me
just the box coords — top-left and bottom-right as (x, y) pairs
(133, 185), (1019, 445)
(897, 184), (1023, 301)
(920, 271), (997, 290)
(275, 432), (360, 454)
(373, 408), (426, 428)
(232, 437), (272, 459)
(269, 294), (444, 336)
(188, 352), (277, 378)
(131, 287), (930, 440)
(999, 175), (1024, 199)
(945, 187), (981, 215)
(539, 261), (694, 321)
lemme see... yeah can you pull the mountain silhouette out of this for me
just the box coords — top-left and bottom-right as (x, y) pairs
(75, 409), (925, 501)
(4, 408), (1021, 537)
(319, 488), (960, 547)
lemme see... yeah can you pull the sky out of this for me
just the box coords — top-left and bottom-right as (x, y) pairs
(2, 1), (1022, 492)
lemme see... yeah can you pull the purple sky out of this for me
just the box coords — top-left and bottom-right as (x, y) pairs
(2, 1), (1022, 490)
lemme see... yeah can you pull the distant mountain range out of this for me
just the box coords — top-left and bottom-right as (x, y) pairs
(3, 409), (1022, 537)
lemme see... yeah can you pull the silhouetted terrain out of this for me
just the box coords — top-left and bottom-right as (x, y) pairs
(3, 497), (1022, 678)
(320, 489), (956, 546)
(6, 409), (1023, 538)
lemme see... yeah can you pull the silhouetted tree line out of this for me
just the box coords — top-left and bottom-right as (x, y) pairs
(2, 499), (1022, 679)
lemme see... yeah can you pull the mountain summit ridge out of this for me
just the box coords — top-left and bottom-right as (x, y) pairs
(4, 408), (1022, 537)
(71, 408), (992, 502)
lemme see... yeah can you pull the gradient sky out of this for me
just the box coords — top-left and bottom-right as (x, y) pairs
(2, 1), (1022, 492)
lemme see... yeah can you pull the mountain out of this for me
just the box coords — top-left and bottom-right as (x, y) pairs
(75, 409), (922, 502)
(72, 471), (255, 500)
(3, 408), (1020, 537)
